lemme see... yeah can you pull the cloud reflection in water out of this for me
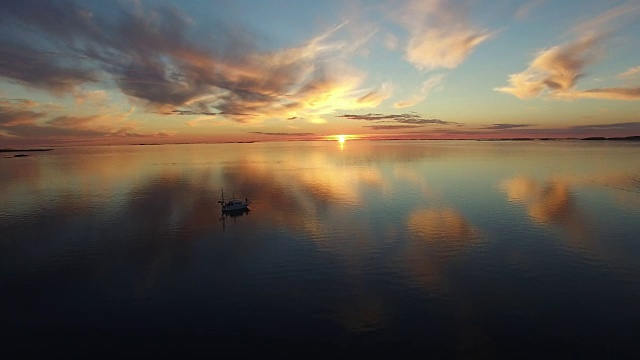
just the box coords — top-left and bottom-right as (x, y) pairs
(404, 208), (481, 290)
(501, 173), (639, 267)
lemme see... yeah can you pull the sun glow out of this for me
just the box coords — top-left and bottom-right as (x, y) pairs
(326, 134), (360, 143)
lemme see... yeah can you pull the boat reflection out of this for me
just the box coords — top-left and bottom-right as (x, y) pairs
(219, 208), (250, 232)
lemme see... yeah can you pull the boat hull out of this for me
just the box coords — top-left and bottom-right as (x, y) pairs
(221, 203), (249, 211)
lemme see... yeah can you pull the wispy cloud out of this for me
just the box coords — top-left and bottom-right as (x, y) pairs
(555, 87), (640, 101)
(248, 132), (315, 136)
(496, 35), (601, 99)
(357, 81), (394, 107)
(617, 66), (640, 79)
(73, 90), (108, 106)
(479, 121), (640, 138)
(395, 0), (495, 71)
(0, 99), (43, 127)
(515, 0), (547, 20)
(160, 110), (253, 117)
(567, 122), (640, 132)
(0, 98), (168, 142)
(0, 0), (387, 128)
(338, 112), (459, 132)
(383, 33), (398, 50)
(571, 2), (640, 36)
(394, 74), (445, 108)
(0, 43), (99, 94)
(497, 3), (640, 101)
(483, 123), (532, 130)
(337, 112), (455, 126)
(364, 125), (424, 130)
(364, 120), (640, 138)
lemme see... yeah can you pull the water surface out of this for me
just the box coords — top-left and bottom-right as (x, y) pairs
(1, 140), (639, 357)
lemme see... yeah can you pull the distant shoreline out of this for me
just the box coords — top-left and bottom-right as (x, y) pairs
(2, 136), (639, 149)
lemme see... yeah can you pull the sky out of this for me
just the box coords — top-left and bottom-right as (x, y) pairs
(0, 0), (639, 146)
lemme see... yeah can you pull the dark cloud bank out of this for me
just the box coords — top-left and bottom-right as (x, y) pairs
(337, 112), (456, 130)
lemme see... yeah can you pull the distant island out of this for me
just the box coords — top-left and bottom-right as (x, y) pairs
(0, 148), (54, 152)
(581, 136), (640, 141)
(131, 141), (256, 145)
(478, 136), (640, 142)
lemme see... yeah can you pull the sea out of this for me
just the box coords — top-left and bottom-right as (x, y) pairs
(1, 140), (639, 357)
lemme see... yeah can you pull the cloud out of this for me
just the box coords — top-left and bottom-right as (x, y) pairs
(337, 112), (455, 126)
(480, 121), (640, 138)
(73, 90), (108, 106)
(617, 66), (640, 79)
(483, 123), (532, 130)
(0, 1), (103, 93)
(0, 0), (387, 127)
(46, 115), (100, 129)
(364, 125), (423, 130)
(497, 3), (640, 101)
(556, 87), (640, 101)
(515, 0), (547, 20)
(248, 132), (315, 136)
(567, 122), (640, 132)
(159, 109), (253, 117)
(0, 98), (169, 142)
(0, 41), (99, 94)
(0, 99), (44, 126)
(0, 110), (42, 128)
(383, 33), (398, 50)
(394, 73), (445, 108)
(406, 29), (494, 71)
(571, 2), (640, 36)
(496, 35), (600, 99)
(357, 81), (394, 107)
(368, 120), (640, 139)
(396, 0), (495, 71)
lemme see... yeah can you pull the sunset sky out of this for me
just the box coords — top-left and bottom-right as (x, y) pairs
(1, 0), (639, 145)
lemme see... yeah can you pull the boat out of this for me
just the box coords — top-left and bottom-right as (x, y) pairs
(218, 189), (250, 211)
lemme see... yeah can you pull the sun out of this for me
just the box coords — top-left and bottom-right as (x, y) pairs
(337, 135), (346, 143)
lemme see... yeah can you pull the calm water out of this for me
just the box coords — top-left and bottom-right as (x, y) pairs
(1, 140), (639, 357)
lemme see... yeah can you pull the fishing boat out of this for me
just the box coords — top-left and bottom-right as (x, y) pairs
(218, 189), (250, 211)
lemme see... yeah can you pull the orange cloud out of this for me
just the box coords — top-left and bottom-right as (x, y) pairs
(0, 98), (170, 144)
(497, 3), (640, 101)
(617, 66), (640, 80)
(73, 90), (108, 106)
(0, 101), (43, 126)
(555, 87), (640, 101)
(496, 35), (600, 99)
(357, 81), (394, 106)
(397, 0), (495, 71)
(406, 28), (494, 71)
